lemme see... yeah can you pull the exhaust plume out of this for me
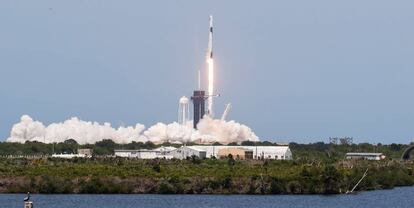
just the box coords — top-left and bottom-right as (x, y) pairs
(6, 115), (259, 145)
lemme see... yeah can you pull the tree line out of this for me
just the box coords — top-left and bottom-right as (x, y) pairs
(0, 139), (410, 160)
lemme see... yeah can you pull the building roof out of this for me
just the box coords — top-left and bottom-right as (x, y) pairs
(114, 149), (151, 152)
(189, 145), (291, 156)
(153, 146), (177, 152)
(346, 152), (383, 156)
(114, 146), (177, 153)
(182, 146), (206, 152)
(51, 154), (88, 158)
(218, 147), (251, 152)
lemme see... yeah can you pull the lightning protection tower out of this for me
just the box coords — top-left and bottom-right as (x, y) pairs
(178, 96), (190, 125)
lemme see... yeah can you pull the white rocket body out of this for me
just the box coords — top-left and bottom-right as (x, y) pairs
(208, 16), (213, 59)
(207, 15), (214, 116)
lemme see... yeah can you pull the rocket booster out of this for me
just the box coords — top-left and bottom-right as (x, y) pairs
(208, 15), (213, 59)
(206, 15), (215, 117)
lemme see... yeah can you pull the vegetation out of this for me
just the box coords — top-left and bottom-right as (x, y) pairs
(290, 142), (410, 161)
(0, 139), (410, 159)
(0, 140), (159, 156)
(0, 157), (413, 194)
(0, 140), (413, 194)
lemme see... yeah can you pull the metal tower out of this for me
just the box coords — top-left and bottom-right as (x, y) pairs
(191, 90), (206, 129)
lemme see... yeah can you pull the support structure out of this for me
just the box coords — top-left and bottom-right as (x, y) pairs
(191, 90), (206, 129)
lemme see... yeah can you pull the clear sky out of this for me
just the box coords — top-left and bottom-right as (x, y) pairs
(1, 1), (414, 144)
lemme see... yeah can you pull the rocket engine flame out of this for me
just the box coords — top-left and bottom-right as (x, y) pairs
(207, 15), (214, 116)
(207, 58), (214, 116)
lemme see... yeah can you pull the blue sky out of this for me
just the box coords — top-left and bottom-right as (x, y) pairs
(1, 1), (414, 144)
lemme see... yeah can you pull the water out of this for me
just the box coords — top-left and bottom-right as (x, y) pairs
(2, 187), (414, 208)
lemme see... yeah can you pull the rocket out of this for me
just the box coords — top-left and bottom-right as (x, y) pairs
(206, 15), (215, 117)
(208, 15), (213, 59)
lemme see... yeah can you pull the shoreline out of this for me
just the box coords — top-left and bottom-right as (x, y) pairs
(1, 185), (414, 195)
(1, 157), (413, 195)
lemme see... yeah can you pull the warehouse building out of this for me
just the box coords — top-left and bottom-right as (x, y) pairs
(113, 145), (292, 160)
(218, 147), (253, 160)
(171, 146), (207, 159)
(51, 148), (93, 159)
(114, 146), (176, 159)
(78, 148), (93, 157)
(189, 145), (292, 160)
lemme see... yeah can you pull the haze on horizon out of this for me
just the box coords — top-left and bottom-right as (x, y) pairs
(1, 1), (414, 144)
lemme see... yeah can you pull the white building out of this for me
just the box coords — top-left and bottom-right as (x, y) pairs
(171, 146), (207, 159)
(113, 145), (292, 160)
(189, 145), (292, 160)
(78, 148), (93, 157)
(114, 146), (176, 159)
(114, 149), (157, 159)
(51, 148), (93, 159)
(345, 152), (385, 160)
(51, 153), (90, 159)
(153, 146), (177, 152)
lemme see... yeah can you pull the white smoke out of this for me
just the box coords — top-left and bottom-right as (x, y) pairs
(196, 116), (259, 144)
(6, 115), (259, 145)
(8, 115), (46, 144)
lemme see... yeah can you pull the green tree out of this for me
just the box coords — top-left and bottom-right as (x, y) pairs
(323, 165), (341, 194)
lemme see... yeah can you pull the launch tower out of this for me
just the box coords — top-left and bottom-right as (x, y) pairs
(191, 90), (206, 129)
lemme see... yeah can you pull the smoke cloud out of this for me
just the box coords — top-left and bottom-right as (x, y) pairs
(6, 115), (259, 144)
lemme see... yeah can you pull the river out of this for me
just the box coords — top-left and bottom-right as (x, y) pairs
(1, 187), (414, 208)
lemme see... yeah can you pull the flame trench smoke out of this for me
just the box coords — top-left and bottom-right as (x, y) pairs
(5, 115), (260, 145)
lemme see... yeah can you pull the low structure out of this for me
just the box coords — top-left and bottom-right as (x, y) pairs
(51, 148), (93, 159)
(345, 152), (385, 160)
(113, 145), (292, 160)
(77, 148), (93, 157)
(114, 149), (157, 159)
(171, 146), (207, 159)
(51, 153), (91, 159)
(218, 147), (253, 159)
(153, 146), (177, 153)
(189, 145), (292, 160)
(114, 146), (176, 159)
